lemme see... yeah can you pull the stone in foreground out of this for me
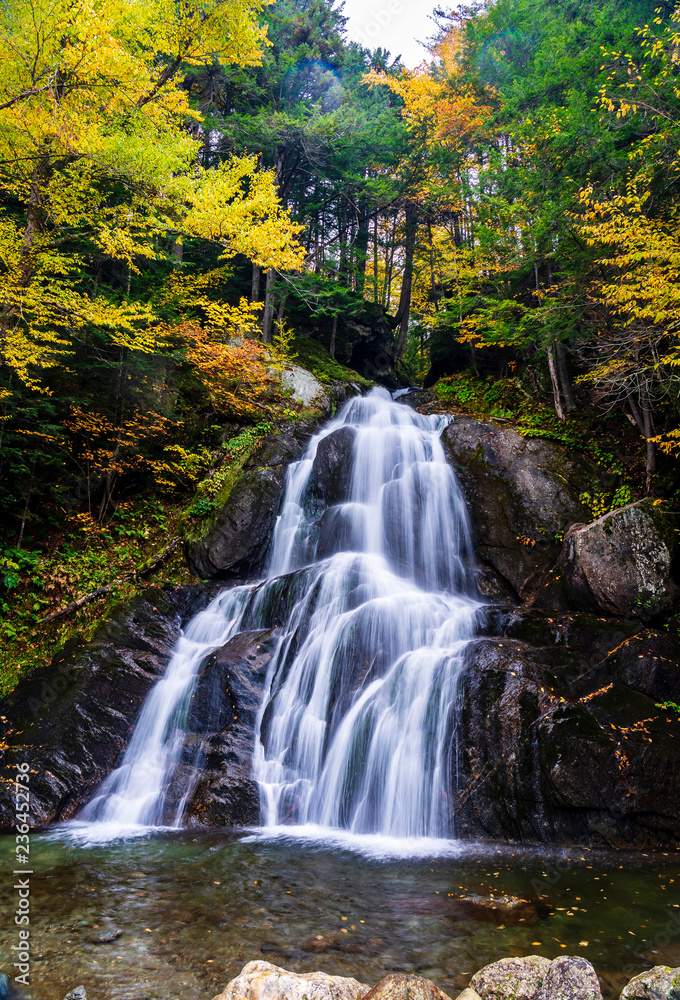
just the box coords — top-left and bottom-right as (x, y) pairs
(363, 973), (453, 1000)
(471, 956), (602, 1000)
(470, 956), (551, 1000)
(213, 960), (369, 1000)
(620, 967), (680, 1000)
(536, 957), (602, 1000)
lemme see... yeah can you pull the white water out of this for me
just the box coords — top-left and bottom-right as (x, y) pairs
(75, 388), (479, 843)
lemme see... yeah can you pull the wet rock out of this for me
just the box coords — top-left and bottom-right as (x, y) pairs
(90, 927), (122, 944)
(308, 426), (357, 505)
(0, 586), (215, 830)
(470, 956), (551, 1000)
(441, 418), (605, 603)
(63, 988), (87, 1000)
(620, 967), (680, 1000)
(186, 425), (314, 581)
(213, 959), (369, 1000)
(454, 630), (680, 848)
(561, 500), (678, 621)
(397, 389), (436, 412)
(456, 893), (538, 924)
(0, 974), (10, 1000)
(455, 991), (482, 1000)
(363, 974), (453, 1000)
(536, 957), (601, 1000)
(178, 628), (278, 827)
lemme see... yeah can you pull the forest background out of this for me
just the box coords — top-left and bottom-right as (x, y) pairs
(2, 0), (680, 689)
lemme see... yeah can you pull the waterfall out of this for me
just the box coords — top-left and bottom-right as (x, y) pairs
(254, 389), (478, 838)
(74, 388), (479, 842)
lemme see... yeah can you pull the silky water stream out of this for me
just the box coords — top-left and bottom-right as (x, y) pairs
(2, 390), (679, 999)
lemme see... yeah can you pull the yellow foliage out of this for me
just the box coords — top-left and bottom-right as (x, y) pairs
(0, 0), (303, 386)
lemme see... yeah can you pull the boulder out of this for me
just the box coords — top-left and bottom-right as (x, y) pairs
(185, 425), (314, 581)
(63, 988), (87, 1000)
(535, 957), (601, 1000)
(470, 956), (551, 1000)
(282, 364), (330, 407)
(561, 500), (678, 620)
(362, 974), (453, 1000)
(213, 960), (368, 1000)
(0, 586), (215, 829)
(620, 967), (680, 1000)
(453, 624), (680, 848)
(441, 418), (605, 603)
(308, 426), (357, 505)
(456, 992), (482, 1000)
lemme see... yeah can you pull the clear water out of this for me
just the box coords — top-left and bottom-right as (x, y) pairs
(0, 832), (678, 1000)
(76, 389), (480, 842)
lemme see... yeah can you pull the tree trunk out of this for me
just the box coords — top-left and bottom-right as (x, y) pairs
(276, 291), (288, 332)
(555, 341), (575, 412)
(16, 466), (34, 549)
(261, 268), (277, 344)
(354, 202), (370, 298)
(394, 202), (418, 360)
(329, 314), (337, 358)
(546, 342), (566, 422)
(251, 263), (261, 302)
(373, 213), (380, 304)
(642, 390), (656, 493)
(534, 261), (565, 421)
(627, 393), (646, 436)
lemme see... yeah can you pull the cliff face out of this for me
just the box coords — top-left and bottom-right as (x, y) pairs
(1, 403), (678, 848)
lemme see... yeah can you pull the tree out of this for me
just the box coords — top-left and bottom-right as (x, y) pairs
(0, 0), (303, 385)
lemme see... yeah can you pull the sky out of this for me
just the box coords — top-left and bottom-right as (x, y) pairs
(342, 0), (437, 67)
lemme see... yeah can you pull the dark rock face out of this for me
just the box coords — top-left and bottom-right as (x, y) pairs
(337, 303), (398, 386)
(176, 628), (278, 828)
(454, 612), (680, 848)
(440, 418), (608, 603)
(562, 500), (678, 620)
(0, 587), (215, 829)
(308, 426), (357, 505)
(186, 425), (314, 581)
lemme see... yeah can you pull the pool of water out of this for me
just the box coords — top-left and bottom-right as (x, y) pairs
(1, 829), (679, 1000)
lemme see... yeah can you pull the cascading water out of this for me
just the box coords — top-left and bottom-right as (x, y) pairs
(75, 388), (480, 842)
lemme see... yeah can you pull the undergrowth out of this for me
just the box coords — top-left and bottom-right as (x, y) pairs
(432, 371), (661, 513)
(0, 339), (366, 697)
